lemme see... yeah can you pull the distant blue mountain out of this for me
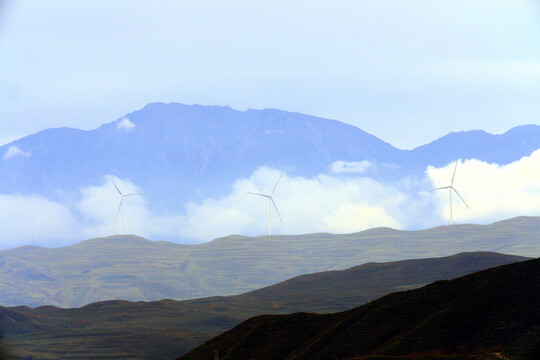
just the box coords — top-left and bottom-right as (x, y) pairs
(1, 103), (539, 210)
(410, 125), (540, 169)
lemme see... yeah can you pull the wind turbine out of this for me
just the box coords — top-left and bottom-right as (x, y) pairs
(247, 174), (283, 236)
(430, 160), (470, 226)
(110, 178), (140, 235)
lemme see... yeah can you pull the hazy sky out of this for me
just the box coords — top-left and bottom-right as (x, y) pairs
(1, 0), (540, 149)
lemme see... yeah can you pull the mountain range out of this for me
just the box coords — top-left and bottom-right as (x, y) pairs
(2, 103), (539, 359)
(0, 252), (527, 360)
(0, 216), (538, 308)
(1, 102), (539, 210)
(179, 256), (540, 360)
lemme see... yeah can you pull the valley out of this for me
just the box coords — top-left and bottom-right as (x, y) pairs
(1, 252), (527, 359)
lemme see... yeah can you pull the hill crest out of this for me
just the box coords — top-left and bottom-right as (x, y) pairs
(0, 216), (539, 307)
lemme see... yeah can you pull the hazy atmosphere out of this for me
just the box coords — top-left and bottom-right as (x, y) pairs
(1, 1), (540, 149)
(1, 1), (540, 248)
(1, 3), (540, 360)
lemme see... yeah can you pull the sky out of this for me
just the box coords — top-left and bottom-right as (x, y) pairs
(1, 0), (540, 149)
(1, 1), (540, 249)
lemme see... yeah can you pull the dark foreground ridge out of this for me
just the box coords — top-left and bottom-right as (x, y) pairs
(0, 252), (526, 359)
(179, 257), (540, 360)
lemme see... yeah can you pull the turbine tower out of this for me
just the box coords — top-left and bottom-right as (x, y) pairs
(430, 160), (470, 226)
(247, 174), (283, 236)
(110, 178), (140, 235)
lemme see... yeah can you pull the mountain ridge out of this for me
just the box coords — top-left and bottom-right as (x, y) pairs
(2, 102), (539, 209)
(410, 123), (540, 168)
(178, 257), (540, 360)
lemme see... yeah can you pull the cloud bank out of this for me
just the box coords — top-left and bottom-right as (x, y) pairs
(0, 193), (77, 247)
(1, 151), (540, 249)
(426, 150), (540, 225)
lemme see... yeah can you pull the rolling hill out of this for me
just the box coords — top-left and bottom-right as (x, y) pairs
(0, 252), (527, 360)
(0, 216), (539, 308)
(178, 257), (540, 360)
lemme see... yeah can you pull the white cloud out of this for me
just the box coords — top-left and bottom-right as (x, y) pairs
(0, 177), (151, 249)
(0, 193), (77, 247)
(74, 176), (188, 242)
(3, 146), (31, 160)
(329, 160), (372, 174)
(179, 168), (406, 239)
(76, 176), (148, 238)
(426, 150), (540, 225)
(0, 169), (412, 248)
(73, 170), (413, 243)
(2, 150), (540, 249)
(116, 117), (135, 131)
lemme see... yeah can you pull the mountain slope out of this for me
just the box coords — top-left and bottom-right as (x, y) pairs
(237, 251), (528, 313)
(0, 216), (539, 308)
(410, 124), (540, 169)
(1, 103), (539, 209)
(0, 103), (399, 205)
(179, 257), (540, 360)
(0, 252), (527, 360)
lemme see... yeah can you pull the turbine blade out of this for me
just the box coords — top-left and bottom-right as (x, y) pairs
(124, 193), (141, 197)
(429, 186), (451, 191)
(271, 174), (282, 196)
(270, 197), (283, 224)
(115, 198), (123, 223)
(247, 192), (270, 198)
(110, 178), (122, 196)
(450, 161), (459, 186)
(451, 187), (470, 209)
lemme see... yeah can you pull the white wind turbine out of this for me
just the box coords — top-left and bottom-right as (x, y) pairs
(110, 178), (140, 235)
(247, 174), (283, 236)
(430, 160), (470, 226)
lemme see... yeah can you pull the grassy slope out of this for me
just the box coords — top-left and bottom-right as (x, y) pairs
(0, 216), (539, 308)
(179, 258), (540, 360)
(1, 252), (527, 360)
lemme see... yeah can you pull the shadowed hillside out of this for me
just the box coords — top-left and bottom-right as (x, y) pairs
(0, 216), (538, 308)
(179, 258), (540, 360)
(0, 252), (527, 360)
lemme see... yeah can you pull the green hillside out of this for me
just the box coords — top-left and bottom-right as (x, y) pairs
(0, 216), (539, 307)
(0, 252), (526, 359)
